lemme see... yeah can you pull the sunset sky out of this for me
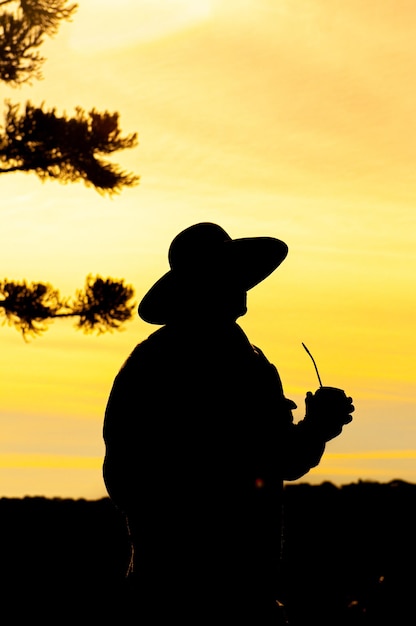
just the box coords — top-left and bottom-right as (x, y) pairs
(1, 0), (415, 499)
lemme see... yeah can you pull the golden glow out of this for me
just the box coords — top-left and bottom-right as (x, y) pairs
(3, 451), (414, 473)
(325, 451), (416, 461)
(0, 454), (101, 470)
(69, 0), (214, 51)
(2, 1), (416, 498)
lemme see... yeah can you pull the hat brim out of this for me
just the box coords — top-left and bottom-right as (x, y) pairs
(138, 237), (288, 324)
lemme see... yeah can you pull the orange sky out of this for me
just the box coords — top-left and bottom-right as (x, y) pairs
(1, 0), (415, 498)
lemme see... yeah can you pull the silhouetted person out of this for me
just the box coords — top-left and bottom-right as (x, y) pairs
(103, 223), (354, 624)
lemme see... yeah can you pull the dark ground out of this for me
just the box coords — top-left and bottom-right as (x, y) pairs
(1, 480), (415, 624)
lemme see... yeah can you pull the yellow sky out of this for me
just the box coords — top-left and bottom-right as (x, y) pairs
(1, 0), (415, 498)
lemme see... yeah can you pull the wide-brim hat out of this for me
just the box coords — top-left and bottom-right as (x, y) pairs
(138, 222), (288, 324)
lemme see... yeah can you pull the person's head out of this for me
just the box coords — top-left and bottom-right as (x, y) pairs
(170, 274), (248, 324)
(138, 222), (288, 326)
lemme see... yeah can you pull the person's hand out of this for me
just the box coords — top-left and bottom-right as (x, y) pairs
(304, 386), (354, 441)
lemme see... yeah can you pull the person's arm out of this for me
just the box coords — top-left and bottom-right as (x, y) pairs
(253, 347), (354, 482)
(281, 387), (355, 481)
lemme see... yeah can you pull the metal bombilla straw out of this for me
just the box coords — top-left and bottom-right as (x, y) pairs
(302, 342), (323, 388)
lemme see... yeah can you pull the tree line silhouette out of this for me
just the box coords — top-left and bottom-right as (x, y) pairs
(1, 480), (415, 624)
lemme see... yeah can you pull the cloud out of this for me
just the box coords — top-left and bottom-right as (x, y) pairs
(69, 0), (214, 51)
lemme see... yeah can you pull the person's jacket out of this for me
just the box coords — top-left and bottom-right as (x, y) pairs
(103, 322), (326, 518)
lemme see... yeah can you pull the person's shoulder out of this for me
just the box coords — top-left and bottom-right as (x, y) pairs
(110, 327), (172, 390)
(231, 324), (274, 365)
(251, 344), (282, 378)
(127, 326), (169, 361)
(251, 344), (270, 362)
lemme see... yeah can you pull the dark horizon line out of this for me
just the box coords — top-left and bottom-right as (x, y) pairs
(2, 477), (415, 502)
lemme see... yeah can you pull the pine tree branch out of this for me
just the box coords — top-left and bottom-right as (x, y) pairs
(0, 0), (78, 85)
(0, 275), (136, 340)
(0, 101), (139, 194)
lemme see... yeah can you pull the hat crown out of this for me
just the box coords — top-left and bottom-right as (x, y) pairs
(168, 223), (231, 271)
(138, 222), (288, 324)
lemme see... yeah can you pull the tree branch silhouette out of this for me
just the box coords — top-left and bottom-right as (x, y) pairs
(0, 0), (78, 85)
(1, 4), (139, 338)
(0, 274), (136, 340)
(0, 101), (139, 194)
